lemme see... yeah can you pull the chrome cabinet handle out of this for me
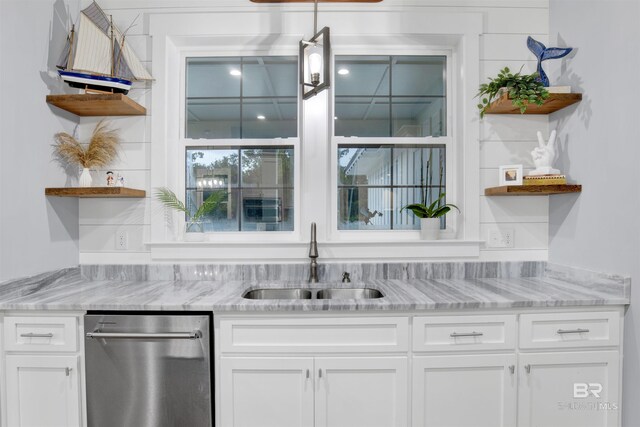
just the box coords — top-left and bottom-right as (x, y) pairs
(318, 369), (322, 378)
(450, 331), (484, 338)
(86, 331), (201, 340)
(525, 364), (531, 374)
(557, 328), (590, 334)
(65, 367), (72, 377)
(509, 365), (515, 375)
(20, 333), (54, 338)
(306, 369), (310, 379)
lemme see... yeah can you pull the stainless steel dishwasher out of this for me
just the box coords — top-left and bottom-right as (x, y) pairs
(84, 313), (212, 427)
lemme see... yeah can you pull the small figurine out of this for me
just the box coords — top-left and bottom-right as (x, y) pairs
(527, 36), (573, 87)
(116, 173), (125, 187)
(106, 171), (115, 186)
(530, 130), (560, 176)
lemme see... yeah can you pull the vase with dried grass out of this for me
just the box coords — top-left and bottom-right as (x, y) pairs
(53, 121), (120, 187)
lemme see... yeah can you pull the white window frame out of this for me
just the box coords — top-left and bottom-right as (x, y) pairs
(179, 51), (302, 243)
(148, 8), (482, 261)
(330, 48), (457, 242)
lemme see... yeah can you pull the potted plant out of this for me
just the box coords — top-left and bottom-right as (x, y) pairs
(476, 67), (549, 118)
(401, 193), (459, 240)
(155, 187), (225, 242)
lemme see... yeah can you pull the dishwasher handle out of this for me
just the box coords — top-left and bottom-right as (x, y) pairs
(86, 331), (202, 340)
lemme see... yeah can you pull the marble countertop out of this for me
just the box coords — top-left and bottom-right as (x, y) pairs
(0, 266), (629, 312)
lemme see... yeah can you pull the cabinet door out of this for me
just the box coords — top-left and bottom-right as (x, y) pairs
(220, 357), (314, 427)
(518, 351), (620, 427)
(5, 355), (81, 427)
(315, 357), (408, 427)
(412, 354), (516, 427)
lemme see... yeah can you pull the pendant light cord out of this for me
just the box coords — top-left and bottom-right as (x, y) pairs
(314, 0), (318, 35)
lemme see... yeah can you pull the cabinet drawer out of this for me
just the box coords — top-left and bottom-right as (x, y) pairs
(413, 315), (516, 352)
(220, 317), (409, 354)
(519, 311), (620, 349)
(4, 316), (78, 352)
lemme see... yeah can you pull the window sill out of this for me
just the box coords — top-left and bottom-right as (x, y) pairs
(146, 240), (482, 261)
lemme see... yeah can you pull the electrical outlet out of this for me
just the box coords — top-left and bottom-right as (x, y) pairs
(116, 231), (128, 250)
(487, 228), (515, 248)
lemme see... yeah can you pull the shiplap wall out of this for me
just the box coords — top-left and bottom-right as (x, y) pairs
(77, 0), (550, 263)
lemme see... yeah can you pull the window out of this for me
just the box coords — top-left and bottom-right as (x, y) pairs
(184, 56), (298, 233)
(334, 55), (451, 233)
(185, 56), (298, 139)
(334, 55), (446, 138)
(186, 147), (294, 232)
(338, 145), (446, 230)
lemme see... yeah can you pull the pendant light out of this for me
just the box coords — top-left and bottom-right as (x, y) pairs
(299, 0), (331, 100)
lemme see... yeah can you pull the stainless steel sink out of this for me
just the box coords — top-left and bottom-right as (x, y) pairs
(316, 288), (384, 300)
(242, 287), (384, 300)
(243, 288), (313, 300)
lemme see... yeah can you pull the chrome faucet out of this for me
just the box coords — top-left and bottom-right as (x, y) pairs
(309, 222), (319, 283)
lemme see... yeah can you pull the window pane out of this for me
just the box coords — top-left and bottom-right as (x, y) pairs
(335, 55), (446, 137)
(391, 56), (446, 97)
(186, 146), (294, 232)
(335, 56), (390, 96)
(186, 99), (241, 139)
(334, 97), (390, 138)
(337, 144), (446, 231)
(186, 56), (297, 139)
(242, 97), (297, 139)
(338, 187), (390, 230)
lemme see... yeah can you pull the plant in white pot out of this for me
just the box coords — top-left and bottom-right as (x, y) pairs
(155, 187), (226, 242)
(400, 193), (459, 240)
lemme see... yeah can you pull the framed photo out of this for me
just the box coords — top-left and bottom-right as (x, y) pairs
(499, 164), (523, 186)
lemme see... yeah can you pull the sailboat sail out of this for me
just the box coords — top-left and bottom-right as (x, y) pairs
(72, 12), (111, 76)
(56, 34), (72, 70)
(114, 26), (153, 80)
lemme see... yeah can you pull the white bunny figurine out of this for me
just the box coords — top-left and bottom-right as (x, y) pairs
(530, 130), (560, 176)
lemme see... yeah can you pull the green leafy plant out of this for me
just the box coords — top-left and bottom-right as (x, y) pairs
(400, 193), (459, 219)
(476, 66), (549, 118)
(154, 187), (225, 222)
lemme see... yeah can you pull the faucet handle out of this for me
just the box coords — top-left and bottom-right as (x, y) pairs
(342, 272), (351, 283)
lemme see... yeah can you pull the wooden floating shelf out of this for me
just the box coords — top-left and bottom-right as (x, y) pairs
(485, 184), (582, 196)
(46, 94), (146, 117)
(484, 93), (582, 115)
(45, 187), (146, 198)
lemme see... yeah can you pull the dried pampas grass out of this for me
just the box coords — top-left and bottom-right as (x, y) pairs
(53, 120), (120, 169)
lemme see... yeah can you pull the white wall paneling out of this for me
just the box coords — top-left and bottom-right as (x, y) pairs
(75, 0), (551, 263)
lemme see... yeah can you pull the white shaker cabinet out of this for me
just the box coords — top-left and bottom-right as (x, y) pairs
(518, 351), (620, 427)
(1, 313), (86, 427)
(220, 357), (315, 427)
(315, 357), (408, 427)
(412, 354), (517, 427)
(5, 355), (82, 427)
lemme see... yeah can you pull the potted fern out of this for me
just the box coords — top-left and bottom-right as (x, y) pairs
(155, 187), (225, 242)
(476, 66), (549, 118)
(400, 193), (459, 240)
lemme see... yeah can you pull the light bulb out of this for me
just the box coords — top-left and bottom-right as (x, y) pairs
(308, 52), (322, 86)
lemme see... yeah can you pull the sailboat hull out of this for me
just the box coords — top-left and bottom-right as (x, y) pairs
(58, 70), (132, 94)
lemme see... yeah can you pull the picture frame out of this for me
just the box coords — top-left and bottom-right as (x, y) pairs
(499, 164), (523, 186)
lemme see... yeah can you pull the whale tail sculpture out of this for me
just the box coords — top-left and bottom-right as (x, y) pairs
(527, 36), (573, 87)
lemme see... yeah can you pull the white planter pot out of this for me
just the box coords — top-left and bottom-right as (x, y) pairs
(420, 218), (441, 240)
(79, 168), (92, 188)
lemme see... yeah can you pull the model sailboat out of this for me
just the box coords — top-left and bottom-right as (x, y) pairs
(57, 2), (152, 94)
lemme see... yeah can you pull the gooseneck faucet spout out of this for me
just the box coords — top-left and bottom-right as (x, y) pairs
(309, 222), (319, 283)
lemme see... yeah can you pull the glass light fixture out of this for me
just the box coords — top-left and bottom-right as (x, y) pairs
(299, 0), (331, 100)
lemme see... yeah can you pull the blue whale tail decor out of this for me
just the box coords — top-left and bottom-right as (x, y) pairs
(527, 36), (573, 87)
